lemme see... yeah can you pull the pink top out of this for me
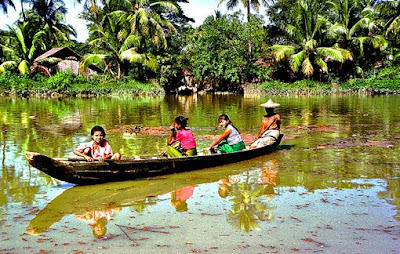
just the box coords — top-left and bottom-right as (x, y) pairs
(175, 186), (195, 201)
(76, 140), (113, 159)
(174, 129), (196, 150)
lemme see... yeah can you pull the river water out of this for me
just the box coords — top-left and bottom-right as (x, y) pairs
(0, 94), (399, 253)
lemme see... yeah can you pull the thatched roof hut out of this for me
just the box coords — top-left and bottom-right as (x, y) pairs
(31, 47), (99, 76)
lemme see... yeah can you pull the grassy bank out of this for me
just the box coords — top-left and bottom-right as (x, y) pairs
(0, 71), (164, 97)
(249, 66), (400, 95)
(1, 67), (400, 97)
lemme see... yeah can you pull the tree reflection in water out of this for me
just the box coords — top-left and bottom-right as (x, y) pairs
(221, 160), (279, 232)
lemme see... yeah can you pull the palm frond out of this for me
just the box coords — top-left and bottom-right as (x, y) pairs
(120, 49), (158, 72)
(290, 50), (306, 73)
(149, 1), (179, 13)
(302, 57), (314, 77)
(80, 54), (107, 73)
(0, 61), (17, 73)
(120, 34), (140, 52)
(315, 57), (328, 73)
(327, 23), (347, 39)
(270, 45), (295, 62)
(18, 60), (30, 75)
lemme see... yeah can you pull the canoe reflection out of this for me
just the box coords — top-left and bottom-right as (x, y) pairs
(26, 156), (281, 237)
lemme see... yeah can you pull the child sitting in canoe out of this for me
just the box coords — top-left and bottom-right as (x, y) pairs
(209, 114), (246, 153)
(166, 116), (197, 157)
(74, 126), (121, 162)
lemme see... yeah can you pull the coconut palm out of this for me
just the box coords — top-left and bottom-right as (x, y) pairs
(81, 10), (158, 79)
(326, 0), (388, 58)
(0, 21), (46, 74)
(376, 0), (400, 36)
(270, 0), (353, 77)
(126, 0), (178, 49)
(0, 0), (15, 13)
(24, 0), (76, 46)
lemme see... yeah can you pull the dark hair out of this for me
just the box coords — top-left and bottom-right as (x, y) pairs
(91, 126), (106, 137)
(218, 114), (240, 132)
(175, 116), (188, 129)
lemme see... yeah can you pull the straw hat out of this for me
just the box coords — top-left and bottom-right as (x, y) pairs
(260, 99), (280, 108)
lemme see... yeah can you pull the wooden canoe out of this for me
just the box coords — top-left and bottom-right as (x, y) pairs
(25, 134), (283, 185)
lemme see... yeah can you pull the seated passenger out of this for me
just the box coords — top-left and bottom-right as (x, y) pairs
(167, 116), (197, 157)
(74, 126), (121, 161)
(209, 114), (245, 153)
(250, 99), (281, 149)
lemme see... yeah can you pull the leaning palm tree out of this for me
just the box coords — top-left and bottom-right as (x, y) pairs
(270, 0), (353, 78)
(0, 21), (46, 74)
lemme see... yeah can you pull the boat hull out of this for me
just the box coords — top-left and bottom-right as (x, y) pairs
(25, 134), (283, 185)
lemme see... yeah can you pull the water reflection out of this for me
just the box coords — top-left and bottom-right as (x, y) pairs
(222, 166), (278, 233)
(170, 186), (195, 212)
(1, 95), (400, 249)
(75, 207), (122, 238)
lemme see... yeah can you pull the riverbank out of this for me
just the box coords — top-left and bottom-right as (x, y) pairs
(0, 72), (164, 97)
(1, 66), (400, 97)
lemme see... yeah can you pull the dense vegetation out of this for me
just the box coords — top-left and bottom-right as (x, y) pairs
(1, 0), (400, 95)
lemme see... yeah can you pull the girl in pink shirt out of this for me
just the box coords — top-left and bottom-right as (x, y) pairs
(167, 116), (197, 157)
(74, 126), (121, 161)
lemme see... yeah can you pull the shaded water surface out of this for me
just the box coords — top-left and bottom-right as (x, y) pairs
(0, 95), (399, 253)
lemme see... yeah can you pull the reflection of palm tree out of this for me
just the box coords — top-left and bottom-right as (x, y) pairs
(226, 172), (276, 232)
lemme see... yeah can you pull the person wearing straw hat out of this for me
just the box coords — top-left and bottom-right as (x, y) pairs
(250, 99), (281, 149)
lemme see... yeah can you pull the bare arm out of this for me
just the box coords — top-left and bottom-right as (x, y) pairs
(167, 129), (176, 145)
(209, 128), (231, 148)
(73, 149), (93, 162)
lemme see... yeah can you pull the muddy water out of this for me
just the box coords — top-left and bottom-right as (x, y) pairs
(0, 95), (399, 253)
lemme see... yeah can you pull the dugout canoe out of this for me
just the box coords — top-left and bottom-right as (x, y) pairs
(25, 134), (283, 185)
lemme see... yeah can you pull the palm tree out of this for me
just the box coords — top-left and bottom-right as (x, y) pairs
(377, 0), (400, 35)
(0, 0), (15, 13)
(0, 21), (46, 74)
(270, 0), (353, 78)
(326, 0), (388, 61)
(25, 0), (76, 46)
(127, 0), (178, 50)
(81, 10), (158, 79)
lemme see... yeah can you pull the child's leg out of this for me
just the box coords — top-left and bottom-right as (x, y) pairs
(111, 152), (121, 160)
(166, 146), (183, 157)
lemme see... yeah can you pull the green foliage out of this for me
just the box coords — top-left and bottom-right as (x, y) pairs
(0, 71), (163, 96)
(188, 11), (268, 91)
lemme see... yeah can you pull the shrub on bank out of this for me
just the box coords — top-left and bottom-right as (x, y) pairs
(257, 66), (400, 94)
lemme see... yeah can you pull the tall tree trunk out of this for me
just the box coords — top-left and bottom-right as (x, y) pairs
(246, 2), (252, 62)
